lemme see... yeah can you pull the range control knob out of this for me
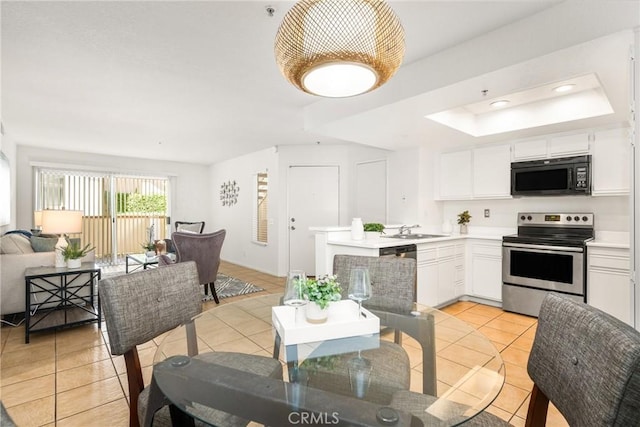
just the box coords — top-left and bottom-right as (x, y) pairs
(566, 216), (572, 221)
(527, 215), (532, 221)
(582, 216), (589, 222)
(520, 215), (526, 221)
(574, 216), (580, 222)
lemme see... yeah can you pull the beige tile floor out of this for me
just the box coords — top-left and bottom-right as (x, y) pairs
(1, 261), (569, 426)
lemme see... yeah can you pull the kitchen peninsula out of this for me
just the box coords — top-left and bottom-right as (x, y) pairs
(313, 225), (510, 308)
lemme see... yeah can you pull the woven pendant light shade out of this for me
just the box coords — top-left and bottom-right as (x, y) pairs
(274, 0), (405, 98)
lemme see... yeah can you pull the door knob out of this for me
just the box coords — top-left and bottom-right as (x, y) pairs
(290, 218), (296, 222)
(290, 226), (296, 230)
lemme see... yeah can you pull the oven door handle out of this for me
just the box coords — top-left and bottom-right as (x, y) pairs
(502, 242), (584, 253)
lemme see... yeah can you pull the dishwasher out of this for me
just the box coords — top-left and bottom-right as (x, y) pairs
(379, 244), (417, 302)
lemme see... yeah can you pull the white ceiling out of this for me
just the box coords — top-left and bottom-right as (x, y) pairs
(2, 1), (638, 165)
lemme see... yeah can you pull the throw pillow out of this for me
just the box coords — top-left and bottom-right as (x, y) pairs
(0, 233), (34, 254)
(177, 223), (202, 233)
(30, 235), (59, 252)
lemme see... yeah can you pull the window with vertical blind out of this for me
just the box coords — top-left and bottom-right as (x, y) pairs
(252, 172), (268, 244)
(35, 168), (170, 264)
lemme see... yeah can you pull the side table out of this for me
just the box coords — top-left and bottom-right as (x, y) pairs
(24, 263), (101, 343)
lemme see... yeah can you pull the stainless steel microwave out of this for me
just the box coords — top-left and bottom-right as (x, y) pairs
(511, 155), (591, 196)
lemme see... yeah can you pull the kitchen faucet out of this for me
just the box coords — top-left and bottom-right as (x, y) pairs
(399, 224), (420, 235)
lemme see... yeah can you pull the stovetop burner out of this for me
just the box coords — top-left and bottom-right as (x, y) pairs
(504, 212), (595, 247)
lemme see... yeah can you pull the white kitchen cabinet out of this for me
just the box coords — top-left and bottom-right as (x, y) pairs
(468, 240), (502, 301)
(512, 138), (547, 161)
(472, 145), (512, 198)
(417, 241), (464, 307)
(548, 132), (590, 157)
(587, 246), (632, 325)
(592, 128), (630, 196)
(438, 151), (472, 200)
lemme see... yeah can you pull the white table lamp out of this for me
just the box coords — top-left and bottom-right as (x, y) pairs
(41, 210), (83, 267)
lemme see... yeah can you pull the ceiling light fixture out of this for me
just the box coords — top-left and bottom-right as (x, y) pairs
(553, 84), (576, 93)
(490, 100), (510, 108)
(274, 0), (405, 98)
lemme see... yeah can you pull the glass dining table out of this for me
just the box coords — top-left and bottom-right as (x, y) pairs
(152, 294), (505, 426)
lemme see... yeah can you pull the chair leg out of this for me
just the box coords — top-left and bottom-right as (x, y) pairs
(525, 383), (549, 427)
(210, 282), (220, 304)
(203, 283), (209, 295)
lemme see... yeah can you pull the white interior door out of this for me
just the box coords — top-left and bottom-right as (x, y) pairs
(356, 160), (387, 223)
(288, 166), (339, 275)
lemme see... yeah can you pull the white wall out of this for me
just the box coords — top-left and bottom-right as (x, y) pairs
(0, 130), (18, 234)
(209, 147), (279, 275)
(14, 145), (211, 234)
(442, 196), (629, 236)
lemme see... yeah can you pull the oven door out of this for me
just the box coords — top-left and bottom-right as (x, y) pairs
(502, 242), (584, 295)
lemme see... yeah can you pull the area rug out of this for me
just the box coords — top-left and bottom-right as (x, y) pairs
(206, 273), (264, 301)
(100, 265), (263, 301)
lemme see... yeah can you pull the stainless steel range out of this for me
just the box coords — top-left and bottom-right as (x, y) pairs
(502, 212), (594, 317)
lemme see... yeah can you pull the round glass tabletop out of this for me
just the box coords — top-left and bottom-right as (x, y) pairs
(153, 294), (504, 426)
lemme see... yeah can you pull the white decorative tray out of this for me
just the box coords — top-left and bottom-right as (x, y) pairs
(272, 299), (380, 346)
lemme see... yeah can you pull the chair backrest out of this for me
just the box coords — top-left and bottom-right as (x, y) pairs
(100, 261), (202, 355)
(175, 221), (205, 233)
(527, 293), (640, 426)
(172, 229), (226, 284)
(332, 255), (416, 314)
(100, 261), (202, 427)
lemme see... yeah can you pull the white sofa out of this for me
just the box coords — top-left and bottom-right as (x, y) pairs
(1, 233), (95, 316)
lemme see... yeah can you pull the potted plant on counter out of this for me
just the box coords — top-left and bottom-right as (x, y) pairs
(303, 275), (342, 324)
(457, 210), (472, 234)
(60, 241), (95, 268)
(363, 223), (385, 239)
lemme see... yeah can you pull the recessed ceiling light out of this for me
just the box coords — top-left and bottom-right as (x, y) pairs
(554, 84), (576, 93)
(490, 100), (510, 108)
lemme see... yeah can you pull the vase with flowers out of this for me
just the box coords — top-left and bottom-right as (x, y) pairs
(302, 275), (342, 324)
(457, 210), (472, 234)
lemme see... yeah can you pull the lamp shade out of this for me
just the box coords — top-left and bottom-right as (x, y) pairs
(274, 0), (405, 97)
(41, 210), (83, 235)
(33, 210), (43, 228)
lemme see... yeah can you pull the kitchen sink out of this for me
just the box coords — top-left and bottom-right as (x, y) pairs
(382, 233), (447, 240)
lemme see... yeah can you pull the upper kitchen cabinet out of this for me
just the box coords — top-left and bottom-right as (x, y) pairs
(512, 138), (547, 161)
(512, 132), (590, 161)
(472, 145), (511, 199)
(547, 132), (591, 157)
(437, 145), (511, 200)
(591, 128), (630, 196)
(438, 150), (472, 200)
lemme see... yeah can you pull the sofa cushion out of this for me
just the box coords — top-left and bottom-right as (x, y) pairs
(31, 235), (59, 252)
(0, 234), (34, 254)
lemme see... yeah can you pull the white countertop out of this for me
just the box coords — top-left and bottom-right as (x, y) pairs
(587, 231), (630, 249)
(327, 233), (504, 249)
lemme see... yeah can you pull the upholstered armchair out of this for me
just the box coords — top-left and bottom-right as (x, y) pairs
(169, 229), (226, 303)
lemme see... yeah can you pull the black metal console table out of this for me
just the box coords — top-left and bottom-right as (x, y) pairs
(24, 263), (101, 343)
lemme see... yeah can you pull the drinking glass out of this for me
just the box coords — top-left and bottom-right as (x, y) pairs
(347, 355), (373, 398)
(348, 267), (372, 318)
(284, 270), (307, 321)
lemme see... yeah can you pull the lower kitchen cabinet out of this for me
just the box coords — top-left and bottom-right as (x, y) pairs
(468, 240), (503, 302)
(417, 241), (464, 307)
(587, 246), (632, 325)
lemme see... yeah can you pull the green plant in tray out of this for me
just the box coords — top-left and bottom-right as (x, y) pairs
(302, 275), (342, 309)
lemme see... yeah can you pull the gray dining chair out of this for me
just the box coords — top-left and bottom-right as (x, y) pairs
(299, 255), (425, 404)
(100, 261), (282, 427)
(1, 401), (16, 427)
(391, 293), (640, 426)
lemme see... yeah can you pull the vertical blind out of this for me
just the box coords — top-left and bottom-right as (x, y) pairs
(35, 168), (170, 263)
